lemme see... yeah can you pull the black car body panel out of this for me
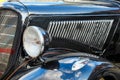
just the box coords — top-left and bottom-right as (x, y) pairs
(0, 0), (120, 80)
(22, 1), (120, 15)
(2, 0), (120, 15)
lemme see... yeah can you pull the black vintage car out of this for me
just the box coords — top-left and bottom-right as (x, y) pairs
(0, 0), (120, 80)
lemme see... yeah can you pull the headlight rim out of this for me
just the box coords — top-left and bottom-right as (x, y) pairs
(23, 26), (49, 58)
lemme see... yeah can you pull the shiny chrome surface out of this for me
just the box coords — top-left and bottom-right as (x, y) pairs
(0, 10), (18, 77)
(47, 20), (113, 49)
(23, 26), (51, 57)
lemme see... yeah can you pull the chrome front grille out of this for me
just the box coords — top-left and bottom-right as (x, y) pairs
(47, 20), (114, 49)
(0, 10), (18, 77)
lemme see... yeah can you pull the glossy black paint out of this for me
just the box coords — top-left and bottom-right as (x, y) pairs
(12, 52), (114, 80)
(22, 1), (120, 15)
(1, 0), (120, 16)
(0, 1), (120, 29)
(1, 1), (120, 51)
(0, 0), (120, 79)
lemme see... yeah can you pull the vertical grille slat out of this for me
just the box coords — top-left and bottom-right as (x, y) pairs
(48, 20), (114, 49)
(83, 21), (89, 43)
(86, 21), (93, 44)
(72, 21), (78, 40)
(63, 21), (69, 38)
(61, 21), (65, 38)
(57, 21), (62, 37)
(60, 21), (65, 38)
(77, 21), (82, 41)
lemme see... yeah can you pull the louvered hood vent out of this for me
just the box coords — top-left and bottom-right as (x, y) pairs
(47, 20), (114, 50)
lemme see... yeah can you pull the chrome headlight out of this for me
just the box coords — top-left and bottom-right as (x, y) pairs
(23, 26), (50, 58)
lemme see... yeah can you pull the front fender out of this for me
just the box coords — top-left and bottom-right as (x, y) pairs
(14, 56), (114, 80)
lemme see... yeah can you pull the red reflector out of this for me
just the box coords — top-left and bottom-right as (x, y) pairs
(0, 48), (14, 54)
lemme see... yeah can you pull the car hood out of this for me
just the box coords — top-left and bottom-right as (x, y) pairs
(21, 0), (120, 15)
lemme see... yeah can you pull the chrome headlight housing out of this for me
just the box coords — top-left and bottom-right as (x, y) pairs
(23, 26), (50, 58)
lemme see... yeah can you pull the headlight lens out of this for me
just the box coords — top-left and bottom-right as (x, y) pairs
(23, 26), (49, 58)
